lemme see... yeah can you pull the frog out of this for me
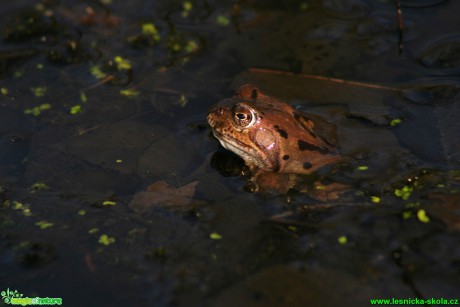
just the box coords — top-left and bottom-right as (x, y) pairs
(207, 84), (344, 195)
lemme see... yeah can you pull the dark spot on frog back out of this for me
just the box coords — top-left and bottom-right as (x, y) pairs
(282, 155), (290, 160)
(303, 162), (312, 169)
(298, 140), (333, 154)
(294, 111), (338, 146)
(274, 125), (288, 139)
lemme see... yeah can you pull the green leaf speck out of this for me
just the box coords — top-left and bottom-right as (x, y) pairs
(394, 186), (413, 200)
(185, 40), (199, 53)
(90, 65), (107, 79)
(216, 15), (230, 26)
(402, 211), (412, 219)
(36, 220), (54, 229)
(338, 236), (347, 244)
(29, 182), (49, 192)
(142, 23), (161, 41)
(98, 234), (115, 245)
(417, 209), (430, 223)
(390, 118), (403, 127)
(70, 105), (82, 115)
(80, 91), (88, 103)
(24, 103), (51, 116)
(120, 88), (140, 97)
(31, 87), (47, 97)
(210, 232), (222, 240)
(114, 56), (132, 70)
(371, 196), (381, 203)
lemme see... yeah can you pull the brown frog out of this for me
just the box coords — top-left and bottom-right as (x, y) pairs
(207, 84), (342, 179)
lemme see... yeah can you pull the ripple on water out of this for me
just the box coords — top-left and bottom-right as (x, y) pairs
(322, 0), (372, 19)
(400, 0), (446, 8)
(418, 35), (460, 73)
(306, 22), (350, 42)
(356, 12), (419, 42)
(355, 12), (419, 55)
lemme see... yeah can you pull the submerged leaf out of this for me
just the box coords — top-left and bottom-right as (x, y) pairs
(128, 180), (198, 213)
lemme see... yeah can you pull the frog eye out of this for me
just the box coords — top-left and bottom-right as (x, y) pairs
(232, 104), (257, 128)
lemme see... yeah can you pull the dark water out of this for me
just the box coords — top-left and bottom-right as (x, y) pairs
(1, 0), (459, 306)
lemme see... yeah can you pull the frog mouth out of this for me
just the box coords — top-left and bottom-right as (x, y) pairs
(211, 129), (271, 170)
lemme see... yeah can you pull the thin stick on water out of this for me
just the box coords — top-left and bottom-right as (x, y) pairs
(394, 0), (404, 54)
